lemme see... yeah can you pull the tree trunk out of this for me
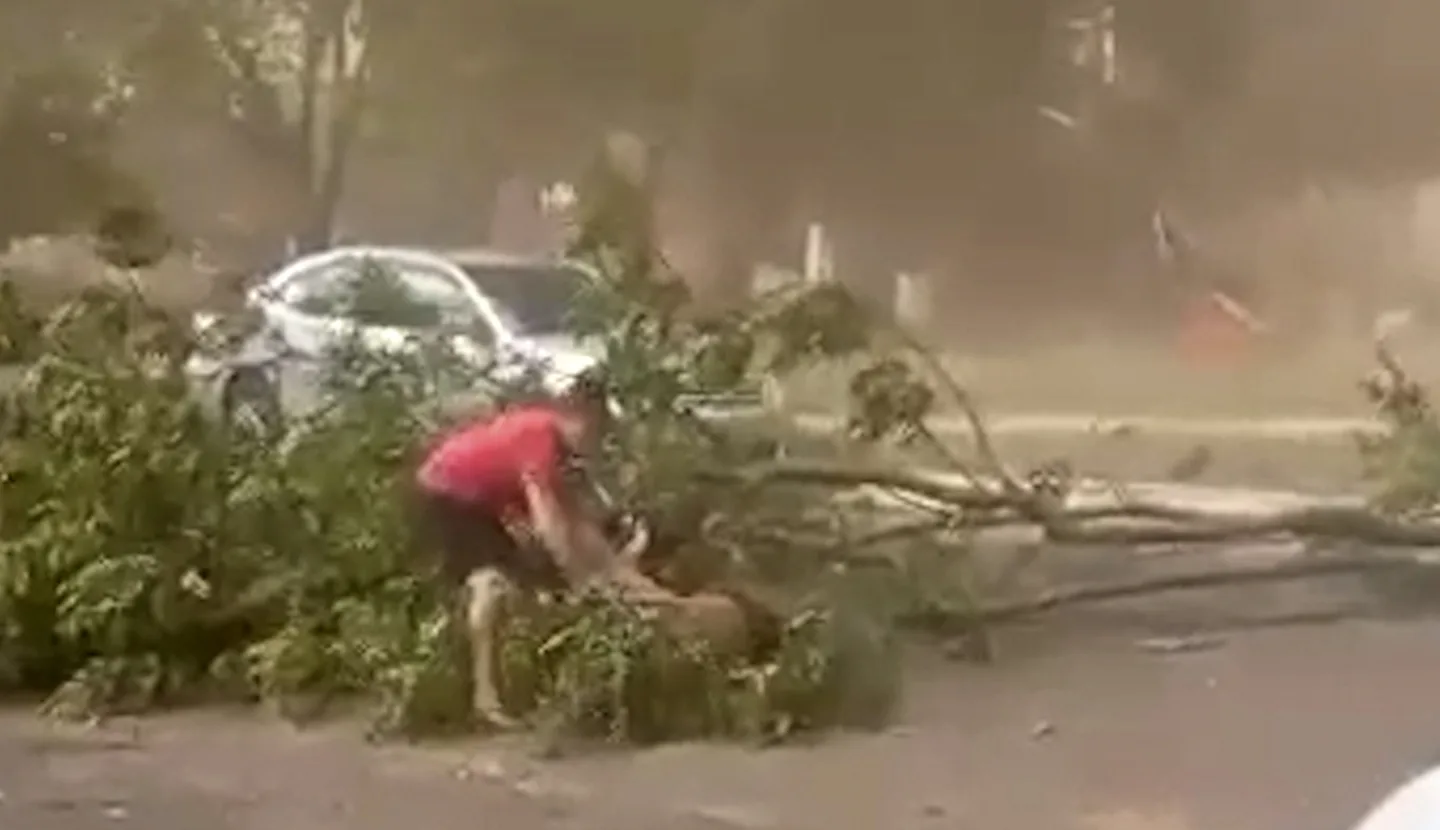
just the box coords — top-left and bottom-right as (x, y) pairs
(297, 0), (368, 252)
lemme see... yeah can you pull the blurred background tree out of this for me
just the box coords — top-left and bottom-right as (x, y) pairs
(1, 0), (1438, 336)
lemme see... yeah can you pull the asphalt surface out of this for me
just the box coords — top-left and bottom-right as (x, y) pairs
(2, 619), (1438, 830)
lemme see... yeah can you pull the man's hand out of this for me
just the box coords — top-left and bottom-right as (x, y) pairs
(610, 513), (652, 568)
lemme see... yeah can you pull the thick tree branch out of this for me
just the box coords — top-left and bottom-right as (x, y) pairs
(707, 458), (1440, 548)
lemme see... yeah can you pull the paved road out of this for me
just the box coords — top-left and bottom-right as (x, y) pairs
(3, 618), (1438, 830)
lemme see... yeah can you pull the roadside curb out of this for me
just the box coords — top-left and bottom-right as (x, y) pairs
(793, 413), (1379, 438)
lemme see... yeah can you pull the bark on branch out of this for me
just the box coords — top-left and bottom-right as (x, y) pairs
(710, 459), (1440, 547)
(696, 313), (1440, 635)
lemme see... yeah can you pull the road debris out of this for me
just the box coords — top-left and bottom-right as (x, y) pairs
(1135, 635), (1227, 655)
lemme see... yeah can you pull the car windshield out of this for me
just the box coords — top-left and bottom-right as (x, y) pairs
(457, 262), (585, 336)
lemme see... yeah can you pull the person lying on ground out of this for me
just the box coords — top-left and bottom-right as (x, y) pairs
(409, 373), (620, 729)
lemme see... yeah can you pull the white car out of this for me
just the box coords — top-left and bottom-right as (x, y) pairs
(184, 245), (766, 434)
(1349, 765), (1440, 830)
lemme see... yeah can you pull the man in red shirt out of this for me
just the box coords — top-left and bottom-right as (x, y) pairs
(411, 374), (616, 727)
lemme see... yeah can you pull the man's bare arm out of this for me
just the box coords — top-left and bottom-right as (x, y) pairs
(521, 473), (615, 582)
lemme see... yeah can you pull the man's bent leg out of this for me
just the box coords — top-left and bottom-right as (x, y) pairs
(464, 567), (521, 729)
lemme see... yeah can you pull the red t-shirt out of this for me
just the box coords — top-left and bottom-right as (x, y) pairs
(417, 405), (568, 519)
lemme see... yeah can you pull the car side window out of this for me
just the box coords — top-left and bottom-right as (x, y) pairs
(274, 256), (499, 344)
(282, 257), (443, 329)
(277, 260), (353, 316)
(339, 259), (445, 328)
(395, 265), (498, 344)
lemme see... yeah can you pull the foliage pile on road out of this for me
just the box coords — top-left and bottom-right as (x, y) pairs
(0, 154), (930, 745)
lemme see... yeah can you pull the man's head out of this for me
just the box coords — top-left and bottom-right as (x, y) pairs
(552, 369), (611, 452)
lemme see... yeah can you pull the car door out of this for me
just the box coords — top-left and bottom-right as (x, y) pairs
(243, 254), (361, 420)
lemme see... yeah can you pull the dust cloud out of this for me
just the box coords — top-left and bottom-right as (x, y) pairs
(4, 0), (1440, 403)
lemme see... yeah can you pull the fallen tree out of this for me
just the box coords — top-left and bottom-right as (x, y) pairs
(1, 152), (1438, 750)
